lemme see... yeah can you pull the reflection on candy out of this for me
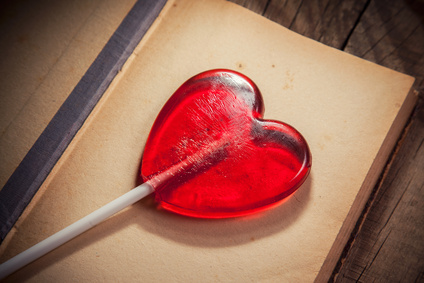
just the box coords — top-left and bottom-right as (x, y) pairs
(142, 69), (311, 218)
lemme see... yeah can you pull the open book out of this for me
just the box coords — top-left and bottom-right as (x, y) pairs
(0, 0), (416, 281)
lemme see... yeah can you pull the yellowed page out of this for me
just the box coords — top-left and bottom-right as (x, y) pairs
(0, 0), (415, 282)
(0, 0), (137, 189)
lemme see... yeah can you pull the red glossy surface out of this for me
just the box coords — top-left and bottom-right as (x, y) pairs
(141, 69), (311, 218)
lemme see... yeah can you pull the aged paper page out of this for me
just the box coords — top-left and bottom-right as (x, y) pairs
(0, 0), (137, 189)
(0, 0), (415, 282)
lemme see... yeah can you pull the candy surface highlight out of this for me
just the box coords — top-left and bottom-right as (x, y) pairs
(142, 69), (311, 218)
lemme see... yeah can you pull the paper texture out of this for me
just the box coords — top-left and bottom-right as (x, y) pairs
(0, 0), (137, 189)
(0, 0), (415, 281)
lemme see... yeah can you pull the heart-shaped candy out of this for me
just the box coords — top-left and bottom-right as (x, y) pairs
(0, 71), (310, 279)
(141, 69), (311, 218)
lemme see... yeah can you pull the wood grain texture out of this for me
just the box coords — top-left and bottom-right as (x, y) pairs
(262, 0), (303, 27)
(229, 0), (424, 281)
(264, 0), (370, 49)
(228, 0), (269, 14)
(344, 0), (424, 89)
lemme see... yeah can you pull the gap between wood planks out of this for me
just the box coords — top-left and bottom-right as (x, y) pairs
(339, 0), (371, 50)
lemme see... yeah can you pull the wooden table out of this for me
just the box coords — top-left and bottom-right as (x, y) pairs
(228, 0), (424, 281)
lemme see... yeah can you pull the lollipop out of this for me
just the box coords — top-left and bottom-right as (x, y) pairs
(0, 69), (311, 278)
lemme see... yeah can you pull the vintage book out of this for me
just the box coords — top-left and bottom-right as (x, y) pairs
(0, 0), (416, 282)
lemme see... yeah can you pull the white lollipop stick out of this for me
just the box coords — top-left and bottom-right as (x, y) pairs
(0, 183), (154, 280)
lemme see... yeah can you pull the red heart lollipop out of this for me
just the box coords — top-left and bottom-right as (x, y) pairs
(142, 69), (311, 218)
(0, 70), (312, 277)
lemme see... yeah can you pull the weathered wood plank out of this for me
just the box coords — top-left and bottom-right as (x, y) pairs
(344, 0), (424, 88)
(261, 0), (303, 28)
(228, 0), (269, 14)
(263, 0), (369, 49)
(334, 99), (424, 282)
